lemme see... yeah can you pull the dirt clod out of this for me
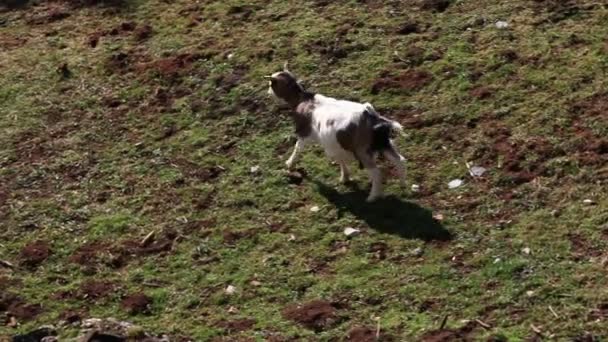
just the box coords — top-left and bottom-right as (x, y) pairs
(371, 70), (433, 94)
(120, 293), (152, 314)
(282, 300), (338, 331)
(79, 280), (116, 300)
(421, 0), (451, 12)
(216, 318), (256, 332)
(347, 326), (394, 341)
(19, 240), (51, 267)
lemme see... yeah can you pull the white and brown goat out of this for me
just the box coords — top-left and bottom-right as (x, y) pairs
(266, 64), (406, 202)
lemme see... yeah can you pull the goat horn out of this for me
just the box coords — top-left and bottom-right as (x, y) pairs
(263, 75), (273, 79)
(283, 61), (290, 72)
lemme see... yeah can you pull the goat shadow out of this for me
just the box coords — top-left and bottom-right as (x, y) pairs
(313, 180), (452, 242)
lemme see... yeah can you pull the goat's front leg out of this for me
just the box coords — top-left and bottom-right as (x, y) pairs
(366, 167), (383, 202)
(286, 139), (305, 170)
(339, 162), (350, 183)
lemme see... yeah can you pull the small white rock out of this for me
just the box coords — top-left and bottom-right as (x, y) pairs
(227, 53), (234, 59)
(250, 280), (262, 287)
(227, 306), (239, 313)
(344, 227), (360, 237)
(522, 247), (531, 255)
(526, 290), (535, 297)
(288, 234), (296, 241)
(433, 213), (444, 221)
(250, 165), (260, 174)
(583, 199), (595, 205)
(493, 257), (502, 264)
(495, 21), (509, 29)
(225, 285), (237, 295)
(448, 179), (463, 189)
(411, 184), (420, 192)
(310, 206), (320, 212)
(469, 166), (487, 177)
(412, 247), (424, 257)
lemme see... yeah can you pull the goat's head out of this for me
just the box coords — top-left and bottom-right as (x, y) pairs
(265, 62), (307, 105)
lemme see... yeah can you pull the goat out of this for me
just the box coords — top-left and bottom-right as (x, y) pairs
(265, 63), (406, 202)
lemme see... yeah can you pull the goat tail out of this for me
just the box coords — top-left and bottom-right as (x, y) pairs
(364, 103), (405, 137)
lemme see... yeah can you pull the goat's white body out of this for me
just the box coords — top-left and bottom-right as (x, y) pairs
(307, 94), (366, 162)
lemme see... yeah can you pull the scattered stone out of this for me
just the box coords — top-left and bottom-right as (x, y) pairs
(433, 213), (444, 221)
(411, 184), (420, 192)
(583, 199), (596, 205)
(412, 247), (424, 257)
(310, 206), (320, 212)
(495, 21), (509, 29)
(288, 234), (296, 242)
(344, 227), (361, 237)
(448, 179), (463, 189)
(468, 165), (487, 177)
(225, 285), (237, 295)
(250, 165), (260, 174)
(250, 280), (262, 287)
(522, 247), (531, 255)
(526, 290), (535, 297)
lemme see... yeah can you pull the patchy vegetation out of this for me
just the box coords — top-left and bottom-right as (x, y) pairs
(1, 0), (608, 340)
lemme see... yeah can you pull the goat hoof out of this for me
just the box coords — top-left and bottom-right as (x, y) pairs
(366, 194), (381, 202)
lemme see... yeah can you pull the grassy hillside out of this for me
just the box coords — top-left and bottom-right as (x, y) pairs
(1, 0), (608, 340)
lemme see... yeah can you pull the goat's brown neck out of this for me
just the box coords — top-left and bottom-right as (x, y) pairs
(284, 91), (315, 109)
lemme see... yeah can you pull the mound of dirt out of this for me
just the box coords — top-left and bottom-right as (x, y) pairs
(420, 0), (451, 12)
(347, 326), (394, 341)
(418, 321), (477, 342)
(282, 300), (339, 331)
(0, 294), (43, 321)
(19, 240), (51, 267)
(216, 318), (256, 333)
(78, 280), (116, 300)
(371, 70), (433, 94)
(120, 293), (152, 315)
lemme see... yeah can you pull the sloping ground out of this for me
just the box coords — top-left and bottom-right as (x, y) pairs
(1, 0), (608, 340)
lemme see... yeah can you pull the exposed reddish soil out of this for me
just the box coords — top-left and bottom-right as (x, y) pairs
(347, 326), (394, 341)
(572, 93), (608, 119)
(396, 22), (421, 35)
(0, 33), (28, 50)
(420, 0), (451, 12)
(69, 240), (111, 266)
(469, 86), (494, 99)
(172, 158), (224, 182)
(120, 292), (152, 314)
(216, 318), (256, 332)
(78, 280), (116, 300)
(419, 321), (477, 341)
(568, 233), (603, 261)
(368, 242), (388, 261)
(282, 300), (339, 331)
(58, 308), (88, 324)
(371, 69), (433, 94)
(222, 229), (257, 245)
(19, 240), (51, 267)
(0, 294), (42, 321)
(133, 24), (153, 41)
(136, 53), (203, 81)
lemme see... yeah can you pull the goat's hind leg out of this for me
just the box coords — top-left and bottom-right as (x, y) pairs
(358, 151), (383, 202)
(383, 146), (406, 186)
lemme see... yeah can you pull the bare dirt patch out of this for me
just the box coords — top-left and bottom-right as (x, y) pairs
(58, 308), (88, 324)
(371, 69), (433, 94)
(282, 300), (339, 331)
(419, 321), (477, 341)
(120, 292), (152, 314)
(216, 318), (256, 333)
(69, 240), (111, 266)
(136, 53), (203, 82)
(469, 86), (494, 100)
(420, 0), (451, 12)
(0, 294), (42, 321)
(19, 240), (51, 268)
(347, 326), (394, 341)
(78, 280), (116, 300)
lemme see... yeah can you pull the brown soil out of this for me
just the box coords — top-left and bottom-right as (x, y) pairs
(420, 0), (451, 12)
(470, 86), (494, 99)
(136, 53), (203, 81)
(69, 240), (111, 266)
(19, 240), (51, 267)
(419, 321), (477, 341)
(368, 242), (388, 261)
(371, 69), (433, 94)
(572, 93), (608, 119)
(134, 24), (153, 41)
(216, 318), (256, 332)
(397, 22), (420, 35)
(347, 326), (394, 341)
(120, 292), (152, 314)
(1, 294), (42, 321)
(78, 280), (116, 300)
(282, 300), (338, 331)
(568, 233), (603, 261)
(222, 229), (256, 245)
(58, 308), (88, 324)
